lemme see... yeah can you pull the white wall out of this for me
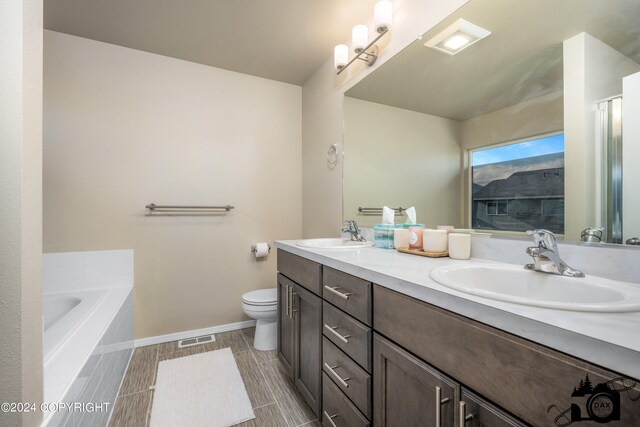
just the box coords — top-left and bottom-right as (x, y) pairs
(44, 31), (302, 339)
(563, 33), (640, 240)
(0, 0), (44, 426)
(343, 97), (461, 227)
(623, 71), (640, 242)
(301, 0), (469, 237)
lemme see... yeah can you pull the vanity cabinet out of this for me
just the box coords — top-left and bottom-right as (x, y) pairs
(374, 284), (640, 426)
(277, 251), (323, 417)
(373, 334), (524, 427)
(321, 267), (373, 427)
(277, 274), (295, 377)
(278, 247), (640, 426)
(373, 334), (458, 427)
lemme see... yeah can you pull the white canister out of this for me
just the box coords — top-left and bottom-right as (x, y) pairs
(393, 228), (410, 249)
(448, 233), (471, 260)
(422, 229), (448, 252)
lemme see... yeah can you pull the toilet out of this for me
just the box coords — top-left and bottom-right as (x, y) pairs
(241, 288), (278, 351)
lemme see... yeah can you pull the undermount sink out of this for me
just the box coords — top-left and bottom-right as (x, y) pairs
(430, 263), (640, 312)
(296, 238), (374, 249)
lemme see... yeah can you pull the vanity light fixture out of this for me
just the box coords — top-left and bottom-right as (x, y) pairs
(424, 18), (491, 55)
(334, 0), (392, 75)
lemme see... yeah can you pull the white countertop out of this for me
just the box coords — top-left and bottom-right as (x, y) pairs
(276, 240), (640, 380)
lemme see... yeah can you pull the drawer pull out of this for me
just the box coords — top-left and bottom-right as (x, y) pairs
(287, 285), (292, 319)
(291, 291), (297, 315)
(324, 285), (352, 300)
(324, 324), (351, 344)
(459, 402), (474, 427)
(435, 386), (451, 427)
(323, 411), (339, 427)
(324, 363), (351, 388)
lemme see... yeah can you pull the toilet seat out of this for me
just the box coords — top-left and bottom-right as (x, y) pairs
(242, 288), (277, 306)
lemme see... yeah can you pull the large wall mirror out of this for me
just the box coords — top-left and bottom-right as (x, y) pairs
(343, 0), (640, 245)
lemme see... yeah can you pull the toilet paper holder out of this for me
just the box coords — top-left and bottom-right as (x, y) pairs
(251, 243), (272, 254)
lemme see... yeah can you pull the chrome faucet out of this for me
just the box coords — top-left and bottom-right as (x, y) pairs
(342, 220), (366, 242)
(525, 229), (585, 277)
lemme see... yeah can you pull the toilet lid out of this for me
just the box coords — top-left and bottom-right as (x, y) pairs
(242, 288), (277, 306)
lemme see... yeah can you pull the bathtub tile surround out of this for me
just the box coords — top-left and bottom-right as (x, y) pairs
(109, 328), (320, 427)
(43, 249), (133, 294)
(43, 250), (134, 427)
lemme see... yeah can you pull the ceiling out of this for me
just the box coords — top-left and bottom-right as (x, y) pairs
(346, 0), (640, 121)
(44, 0), (379, 86)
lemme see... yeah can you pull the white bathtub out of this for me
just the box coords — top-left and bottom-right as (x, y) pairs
(43, 290), (107, 364)
(42, 250), (134, 427)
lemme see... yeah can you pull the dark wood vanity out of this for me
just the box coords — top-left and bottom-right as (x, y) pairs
(277, 249), (640, 426)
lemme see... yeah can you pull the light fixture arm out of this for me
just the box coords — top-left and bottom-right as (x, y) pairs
(337, 28), (388, 75)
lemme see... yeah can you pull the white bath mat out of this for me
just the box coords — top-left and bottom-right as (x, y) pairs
(149, 348), (255, 427)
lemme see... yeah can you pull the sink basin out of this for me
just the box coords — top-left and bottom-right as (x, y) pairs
(296, 238), (374, 249)
(430, 263), (640, 312)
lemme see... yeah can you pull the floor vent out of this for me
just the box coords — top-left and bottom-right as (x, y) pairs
(178, 334), (216, 348)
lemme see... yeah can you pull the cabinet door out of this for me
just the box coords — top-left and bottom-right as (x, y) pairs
(293, 283), (323, 417)
(277, 274), (294, 378)
(374, 334), (458, 427)
(460, 388), (526, 427)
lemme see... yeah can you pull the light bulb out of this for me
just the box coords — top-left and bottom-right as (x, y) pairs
(334, 44), (349, 70)
(375, 0), (393, 33)
(444, 35), (470, 50)
(352, 25), (369, 53)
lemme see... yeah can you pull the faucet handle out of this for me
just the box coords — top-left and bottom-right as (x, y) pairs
(527, 229), (557, 249)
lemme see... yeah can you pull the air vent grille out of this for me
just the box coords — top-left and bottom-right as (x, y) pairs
(178, 334), (215, 348)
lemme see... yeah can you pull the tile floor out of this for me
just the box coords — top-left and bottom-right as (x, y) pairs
(108, 328), (320, 427)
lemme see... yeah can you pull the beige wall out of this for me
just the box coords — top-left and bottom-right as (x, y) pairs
(343, 97), (462, 227)
(563, 33), (640, 240)
(44, 31), (302, 339)
(460, 91), (564, 227)
(301, 0), (469, 237)
(0, 0), (44, 426)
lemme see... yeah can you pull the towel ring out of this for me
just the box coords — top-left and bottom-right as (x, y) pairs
(327, 144), (339, 169)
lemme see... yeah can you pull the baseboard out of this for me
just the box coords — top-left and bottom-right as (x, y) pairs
(134, 320), (257, 348)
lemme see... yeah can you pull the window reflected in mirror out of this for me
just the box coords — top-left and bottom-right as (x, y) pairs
(471, 134), (565, 234)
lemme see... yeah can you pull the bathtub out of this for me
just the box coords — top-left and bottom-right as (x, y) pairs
(42, 250), (134, 427)
(43, 290), (107, 364)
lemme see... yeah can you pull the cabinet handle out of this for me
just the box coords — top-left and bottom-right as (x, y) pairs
(323, 411), (339, 427)
(285, 284), (290, 318)
(459, 402), (474, 427)
(323, 324), (351, 344)
(435, 386), (451, 427)
(287, 285), (293, 319)
(324, 363), (351, 388)
(324, 285), (352, 300)
(291, 291), (297, 315)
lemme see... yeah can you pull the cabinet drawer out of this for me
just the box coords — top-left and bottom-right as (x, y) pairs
(374, 285), (640, 426)
(277, 249), (322, 295)
(323, 267), (372, 325)
(323, 302), (371, 371)
(461, 388), (527, 427)
(322, 372), (370, 427)
(323, 337), (371, 418)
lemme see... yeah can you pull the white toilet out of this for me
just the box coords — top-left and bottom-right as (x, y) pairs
(241, 288), (278, 351)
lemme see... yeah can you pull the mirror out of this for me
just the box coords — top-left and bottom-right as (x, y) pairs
(343, 0), (640, 244)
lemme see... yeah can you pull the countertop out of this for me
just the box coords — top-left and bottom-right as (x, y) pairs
(276, 240), (640, 380)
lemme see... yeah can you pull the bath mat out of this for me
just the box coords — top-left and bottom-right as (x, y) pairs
(149, 348), (255, 427)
